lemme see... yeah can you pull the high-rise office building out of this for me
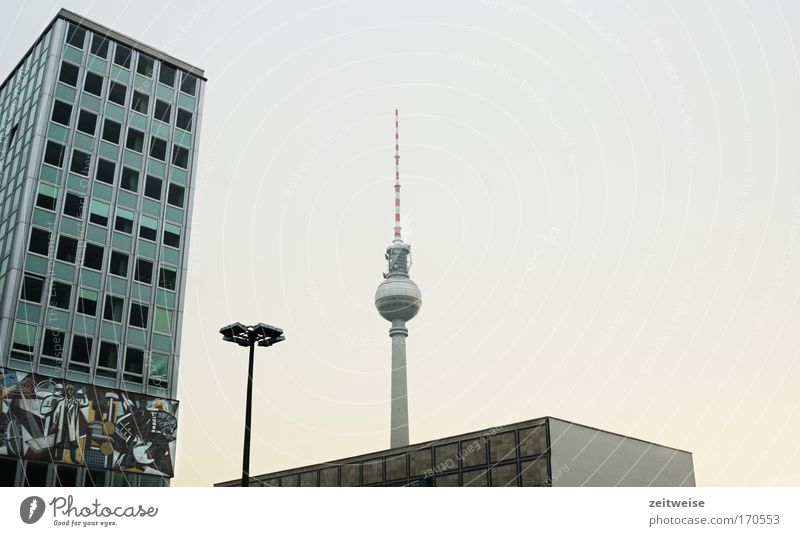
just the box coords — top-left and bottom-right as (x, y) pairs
(0, 9), (204, 486)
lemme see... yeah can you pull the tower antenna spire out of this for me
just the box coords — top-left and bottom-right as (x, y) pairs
(393, 108), (402, 243)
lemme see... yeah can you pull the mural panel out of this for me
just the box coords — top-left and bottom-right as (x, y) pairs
(0, 368), (178, 477)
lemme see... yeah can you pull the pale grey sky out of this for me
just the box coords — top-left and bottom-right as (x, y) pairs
(2, 0), (799, 486)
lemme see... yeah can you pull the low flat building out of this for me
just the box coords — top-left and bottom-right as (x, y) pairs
(215, 416), (695, 487)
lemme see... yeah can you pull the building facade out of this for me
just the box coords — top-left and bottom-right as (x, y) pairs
(0, 9), (204, 486)
(215, 417), (695, 487)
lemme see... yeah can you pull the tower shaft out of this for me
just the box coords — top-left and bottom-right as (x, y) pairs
(389, 319), (409, 449)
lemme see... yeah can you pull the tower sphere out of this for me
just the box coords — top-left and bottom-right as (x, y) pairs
(375, 275), (422, 322)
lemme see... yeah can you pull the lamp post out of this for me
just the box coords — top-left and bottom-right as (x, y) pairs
(219, 322), (285, 487)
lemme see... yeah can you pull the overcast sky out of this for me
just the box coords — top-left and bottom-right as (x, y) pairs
(2, 0), (799, 486)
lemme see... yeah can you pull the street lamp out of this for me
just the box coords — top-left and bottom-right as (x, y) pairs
(219, 322), (285, 487)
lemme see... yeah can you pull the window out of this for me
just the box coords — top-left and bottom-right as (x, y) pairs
(89, 199), (109, 226)
(84, 71), (103, 96)
(63, 192), (84, 218)
(77, 288), (98, 316)
(6, 124), (17, 149)
(176, 108), (193, 131)
(12, 323), (37, 353)
(154, 308), (172, 334)
(132, 91), (149, 114)
(51, 100), (72, 126)
(108, 81), (127, 105)
(77, 109), (98, 135)
(84, 243), (104, 270)
(172, 145), (189, 168)
(66, 24), (86, 48)
(129, 303), (149, 328)
(36, 183), (58, 210)
(167, 183), (185, 207)
(150, 136), (167, 160)
(90, 34), (109, 58)
(124, 348), (144, 382)
(137, 55), (154, 77)
(180, 72), (197, 96)
(59, 61), (79, 86)
(95, 158), (115, 184)
(148, 352), (169, 387)
(115, 208), (135, 234)
(126, 128), (144, 152)
(41, 329), (65, 365)
(134, 259), (153, 284)
(163, 223), (181, 248)
(20, 274), (45, 303)
(28, 228), (51, 255)
(158, 267), (177, 290)
(44, 140), (66, 167)
(145, 175), (162, 200)
(96, 342), (119, 378)
(102, 118), (121, 144)
(154, 100), (172, 124)
(139, 216), (158, 241)
(159, 64), (176, 87)
(121, 167), (139, 192)
(70, 149), (91, 176)
(70, 335), (93, 372)
(104, 295), (124, 322)
(109, 251), (129, 277)
(114, 44), (132, 68)
(49, 281), (72, 310)
(56, 235), (78, 263)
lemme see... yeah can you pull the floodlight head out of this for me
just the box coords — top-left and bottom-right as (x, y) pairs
(253, 323), (283, 340)
(258, 335), (286, 347)
(220, 322), (247, 340)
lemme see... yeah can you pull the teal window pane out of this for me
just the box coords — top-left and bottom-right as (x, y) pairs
(13, 322), (37, 352)
(153, 308), (172, 334)
(90, 199), (109, 226)
(149, 352), (169, 378)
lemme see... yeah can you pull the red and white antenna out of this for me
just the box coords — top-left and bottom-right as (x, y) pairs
(393, 109), (402, 243)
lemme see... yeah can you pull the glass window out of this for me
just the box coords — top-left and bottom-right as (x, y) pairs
(41, 329), (65, 363)
(159, 64), (176, 87)
(145, 175), (162, 200)
(59, 61), (79, 86)
(56, 235), (78, 263)
(12, 323), (37, 353)
(63, 192), (84, 218)
(70, 335), (93, 371)
(121, 167), (139, 192)
(104, 295), (124, 323)
(36, 183), (58, 210)
(132, 91), (149, 114)
(84, 243), (104, 270)
(150, 136), (167, 161)
(95, 158), (115, 184)
(70, 149), (91, 176)
(66, 24), (86, 48)
(176, 108), (193, 131)
(134, 258), (153, 284)
(28, 227), (51, 255)
(90, 34), (109, 58)
(154, 308), (172, 334)
(102, 118), (121, 144)
(50, 281), (72, 310)
(110, 251), (129, 277)
(124, 348), (144, 381)
(114, 44), (132, 68)
(96, 342), (119, 377)
(77, 109), (98, 135)
(84, 71), (103, 96)
(172, 145), (189, 169)
(126, 128), (144, 152)
(137, 54), (154, 77)
(149, 352), (169, 387)
(51, 100), (72, 126)
(20, 274), (45, 303)
(180, 72), (197, 96)
(158, 267), (177, 290)
(167, 183), (185, 207)
(77, 288), (98, 316)
(129, 303), (149, 328)
(139, 216), (158, 241)
(115, 208), (135, 234)
(89, 200), (109, 226)
(154, 100), (171, 123)
(108, 81), (127, 105)
(163, 223), (181, 248)
(44, 140), (66, 167)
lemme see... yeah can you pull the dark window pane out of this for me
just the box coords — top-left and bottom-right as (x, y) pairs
(66, 24), (85, 48)
(90, 34), (109, 58)
(102, 119), (121, 144)
(158, 267), (177, 290)
(44, 140), (66, 167)
(159, 64), (176, 87)
(108, 81), (127, 105)
(126, 128), (144, 152)
(55, 465), (78, 487)
(56, 235), (78, 263)
(89, 201), (108, 226)
(114, 44), (132, 67)
(145, 175), (162, 200)
(28, 228), (50, 255)
(154, 100), (171, 123)
(97, 342), (119, 375)
(63, 193), (84, 218)
(115, 211), (133, 234)
(132, 91), (149, 114)
(124, 348), (144, 377)
(59, 61), (79, 86)
(84, 243), (104, 270)
(24, 462), (49, 487)
(21, 274), (45, 303)
(150, 136), (167, 160)
(77, 289), (98, 316)
(50, 281), (72, 309)
(172, 145), (188, 168)
(36, 185), (57, 210)
(42, 329), (65, 359)
(77, 109), (97, 135)
(129, 303), (149, 328)
(51, 100), (72, 126)
(104, 295), (124, 322)
(121, 167), (139, 192)
(134, 259), (153, 284)
(95, 158), (115, 184)
(70, 149), (91, 176)
(176, 108), (193, 131)
(84, 71), (103, 96)
(70, 335), (93, 366)
(110, 251), (129, 277)
(180, 72), (197, 96)
(140, 223), (157, 241)
(137, 55), (154, 77)
(163, 227), (180, 248)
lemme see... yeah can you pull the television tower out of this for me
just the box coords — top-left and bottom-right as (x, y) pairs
(375, 110), (422, 449)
